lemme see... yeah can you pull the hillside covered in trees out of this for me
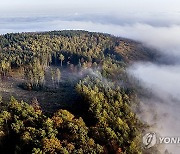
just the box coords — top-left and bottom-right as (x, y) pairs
(0, 30), (158, 154)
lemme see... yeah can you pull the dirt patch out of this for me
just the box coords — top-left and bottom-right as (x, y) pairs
(0, 68), (80, 113)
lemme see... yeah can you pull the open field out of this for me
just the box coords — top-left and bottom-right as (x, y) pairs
(0, 68), (80, 113)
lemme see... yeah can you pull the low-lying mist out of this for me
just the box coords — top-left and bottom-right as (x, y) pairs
(128, 49), (180, 153)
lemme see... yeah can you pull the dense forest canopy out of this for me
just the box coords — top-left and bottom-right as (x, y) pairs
(0, 30), (158, 154)
(0, 30), (155, 71)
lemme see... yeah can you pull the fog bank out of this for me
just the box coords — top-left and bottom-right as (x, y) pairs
(128, 59), (180, 154)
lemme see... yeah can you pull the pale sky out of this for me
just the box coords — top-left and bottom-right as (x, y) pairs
(1, 0), (180, 16)
(0, 0), (180, 40)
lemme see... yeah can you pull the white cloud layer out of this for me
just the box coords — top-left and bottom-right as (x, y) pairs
(128, 62), (180, 154)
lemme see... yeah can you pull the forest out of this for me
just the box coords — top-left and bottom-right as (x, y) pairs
(0, 30), (158, 154)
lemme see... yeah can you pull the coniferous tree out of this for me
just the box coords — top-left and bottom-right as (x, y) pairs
(59, 54), (65, 67)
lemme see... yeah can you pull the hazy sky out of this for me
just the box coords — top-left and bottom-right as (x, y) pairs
(1, 0), (180, 23)
(1, 0), (180, 36)
(0, 0), (180, 34)
(1, 0), (180, 15)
